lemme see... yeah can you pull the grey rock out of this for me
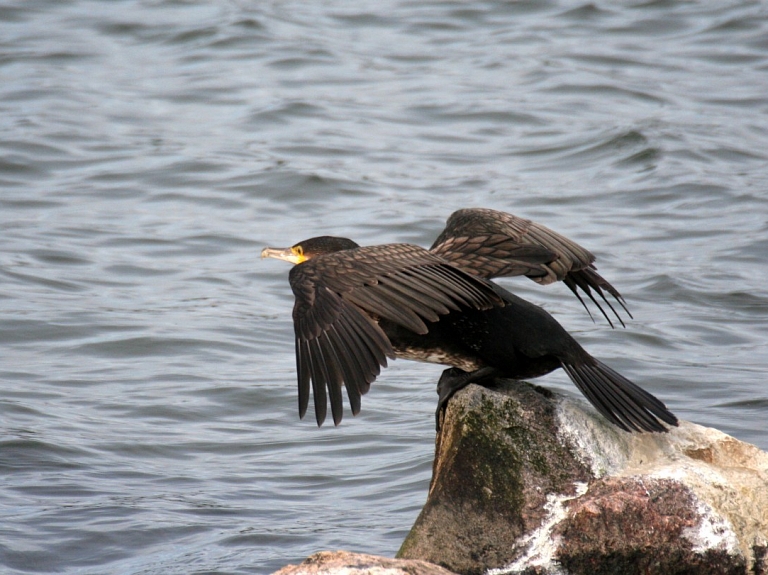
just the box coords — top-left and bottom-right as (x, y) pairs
(397, 380), (768, 575)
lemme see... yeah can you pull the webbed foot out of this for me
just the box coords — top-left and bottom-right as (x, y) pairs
(435, 366), (499, 431)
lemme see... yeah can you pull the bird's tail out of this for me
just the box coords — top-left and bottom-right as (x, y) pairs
(561, 358), (678, 432)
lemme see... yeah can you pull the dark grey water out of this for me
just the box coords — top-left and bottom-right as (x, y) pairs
(1, 0), (767, 573)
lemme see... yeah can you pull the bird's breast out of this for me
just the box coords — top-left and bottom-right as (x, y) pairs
(378, 317), (485, 372)
(391, 344), (483, 372)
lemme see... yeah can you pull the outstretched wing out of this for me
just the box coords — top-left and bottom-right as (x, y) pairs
(289, 243), (503, 426)
(430, 208), (631, 328)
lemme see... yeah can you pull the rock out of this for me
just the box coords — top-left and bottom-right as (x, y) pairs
(272, 550), (457, 575)
(397, 380), (768, 575)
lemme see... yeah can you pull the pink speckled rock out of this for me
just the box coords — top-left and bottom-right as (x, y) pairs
(272, 550), (457, 575)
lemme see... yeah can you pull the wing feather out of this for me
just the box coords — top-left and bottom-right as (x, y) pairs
(342, 287), (429, 334)
(325, 324), (362, 415)
(288, 242), (503, 425)
(318, 333), (345, 425)
(368, 282), (442, 323)
(333, 312), (382, 392)
(306, 338), (328, 426)
(431, 208), (631, 327)
(296, 338), (311, 420)
(378, 274), (452, 315)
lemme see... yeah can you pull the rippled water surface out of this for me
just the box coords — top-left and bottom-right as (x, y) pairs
(2, 1), (767, 573)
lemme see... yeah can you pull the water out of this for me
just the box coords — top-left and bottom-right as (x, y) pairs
(1, 0), (767, 573)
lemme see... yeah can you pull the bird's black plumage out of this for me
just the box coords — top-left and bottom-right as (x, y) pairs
(285, 240), (504, 426)
(430, 208), (631, 327)
(262, 210), (678, 433)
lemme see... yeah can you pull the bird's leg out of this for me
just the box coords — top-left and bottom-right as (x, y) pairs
(435, 366), (500, 431)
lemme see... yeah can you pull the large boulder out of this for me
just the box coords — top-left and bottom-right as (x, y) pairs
(397, 380), (768, 575)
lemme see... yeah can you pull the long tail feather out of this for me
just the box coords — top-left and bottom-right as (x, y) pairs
(561, 358), (677, 433)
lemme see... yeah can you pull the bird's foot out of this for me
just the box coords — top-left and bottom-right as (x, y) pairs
(435, 366), (500, 431)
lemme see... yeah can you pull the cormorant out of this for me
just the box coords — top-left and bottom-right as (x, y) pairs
(262, 208), (678, 433)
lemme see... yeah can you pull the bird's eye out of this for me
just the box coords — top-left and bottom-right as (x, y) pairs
(294, 245), (304, 257)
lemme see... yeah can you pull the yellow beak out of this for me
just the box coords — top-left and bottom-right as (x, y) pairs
(261, 246), (306, 265)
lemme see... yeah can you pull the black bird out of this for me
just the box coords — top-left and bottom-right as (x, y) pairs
(262, 209), (677, 433)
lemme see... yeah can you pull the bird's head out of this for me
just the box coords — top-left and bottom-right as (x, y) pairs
(261, 236), (360, 265)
